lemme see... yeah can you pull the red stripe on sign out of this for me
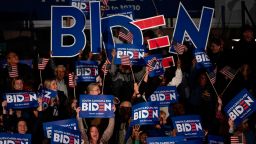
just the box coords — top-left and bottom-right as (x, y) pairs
(132, 15), (165, 30)
(148, 36), (170, 50)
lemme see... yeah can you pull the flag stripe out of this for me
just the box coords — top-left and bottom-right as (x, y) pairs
(8, 65), (18, 78)
(121, 55), (131, 66)
(68, 73), (76, 88)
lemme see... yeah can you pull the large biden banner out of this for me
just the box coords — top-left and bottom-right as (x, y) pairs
(79, 95), (115, 118)
(224, 89), (256, 126)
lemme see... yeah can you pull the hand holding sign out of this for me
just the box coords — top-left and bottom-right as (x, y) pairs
(132, 124), (142, 140)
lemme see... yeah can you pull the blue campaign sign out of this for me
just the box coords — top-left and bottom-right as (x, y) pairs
(208, 135), (224, 144)
(79, 95), (114, 118)
(75, 61), (98, 82)
(194, 51), (213, 71)
(0, 133), (31, 144)
(114, 44), (145, 65)
(149, 86), (179, 105)
(172, 115), (204, 138)
(131, 102), (159, 126)
(103, 8), (134, 19)
(106, 0), (214, 19)
(147, 136), (186, 144)
(43, 118), (78, 139)
(38, 88), (57, 109)
(144, 54), (164, 77)
(51, 125), (81, 144)
(224, 89), (256, 126)
(5, 91), (38, 109)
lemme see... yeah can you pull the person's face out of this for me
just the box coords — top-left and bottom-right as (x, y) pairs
(88, 86), (100, 95)
(50, 80), (58, 91)
(7, 52), (19, 65)
(210, 43), (221, 54)
(17, 121), (27, 134)
(140, 133), (148, 144)
(56, 68), (65, 80)
(243, 30), (254, 42)
(90, 127), (99, 142)
(199, 74), (207, 86)
(14, 79), (23, 90)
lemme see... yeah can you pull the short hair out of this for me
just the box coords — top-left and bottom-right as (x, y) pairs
(44, 78), (56, 89)
(55, 65), (66, 75)
(86, 83), (100, 92)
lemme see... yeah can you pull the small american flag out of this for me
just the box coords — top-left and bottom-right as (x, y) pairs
(147, 57), (157, 72)
(220, 66), (236, 80)
(102, 0), (109, 6)
(208, 71), (216, 85)
(101, 59), (111, 75)
(38, 58), (49, 70)
(8, 65), (18, 78)
(121, 55), (131, 66)
(68, 73), (76, 88)
(118, 28), (133, 43)
(230, 134), (245, 144)
(174, 43), (186, 55)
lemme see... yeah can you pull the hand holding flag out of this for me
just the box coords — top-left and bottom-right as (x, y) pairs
(101, 59), (111, 75)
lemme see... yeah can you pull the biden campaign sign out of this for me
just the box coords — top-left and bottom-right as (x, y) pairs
(149, 86), (179, 105)
(5, 91), (38, 109)
(131, 102), (159, 126)
(0, 133), (31, 144)
(172, 115), (204, 138)
(224, 89), (256, 126)
(51, 125), (80, 144)
(43, 119), (78, 139)
(79, 95), (114, 118)
(76, 60), (99, 82)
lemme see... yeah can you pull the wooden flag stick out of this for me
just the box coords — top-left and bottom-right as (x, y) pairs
(130, 65), (136, 83)
(205, 72), (219, 97)
(39, 70), (43, 86)
(221, 68), (240, 96)
(73, 87), (76, 99)
(101, 73), (106, 94)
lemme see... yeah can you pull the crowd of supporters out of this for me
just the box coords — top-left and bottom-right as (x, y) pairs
(0, 25), (256, 144)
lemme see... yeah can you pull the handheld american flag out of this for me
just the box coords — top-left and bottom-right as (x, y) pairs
(101, 59), (111, 75)
(220, 66), (236, 80)
(208, 71), (216, 85)
(121, 55), (131, 66)
(118, 28), (133, 43)
(38, 58), (49, 70)
(68, 73), (76, 88)
(8, 65), (18, 78)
